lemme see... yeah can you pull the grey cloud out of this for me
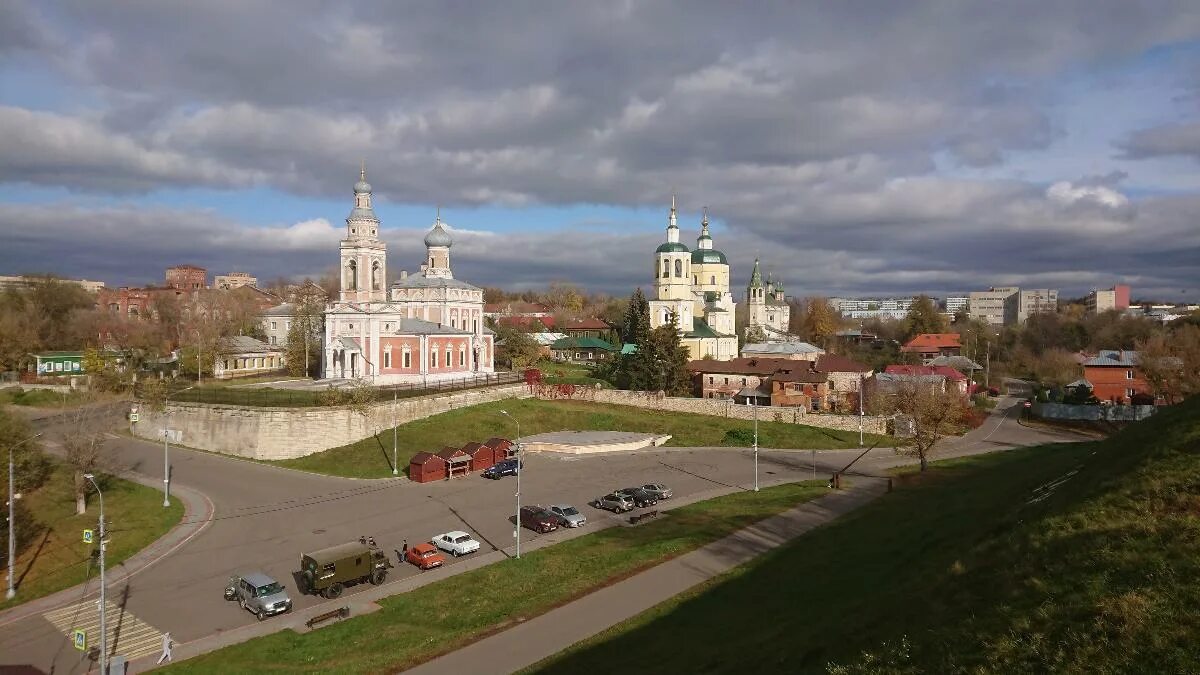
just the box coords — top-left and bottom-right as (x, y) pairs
(1118, 120), (1200, 161)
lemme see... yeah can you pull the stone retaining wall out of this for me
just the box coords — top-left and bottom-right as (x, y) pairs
(1034, 401), (1156, 421)
(133, 384), (529, 460)
(532, 384), (889, 435)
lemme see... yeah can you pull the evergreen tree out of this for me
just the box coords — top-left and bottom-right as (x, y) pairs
(621, 288), (650, 345)
(648, 316), (692, 395)
(613, 288), (654, 389)
(903, 295), (948, 340)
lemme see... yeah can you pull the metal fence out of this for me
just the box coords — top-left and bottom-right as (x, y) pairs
(143, 371), (522, 408)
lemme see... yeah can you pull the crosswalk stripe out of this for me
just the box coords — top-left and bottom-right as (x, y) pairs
(42, 600), (165, 659)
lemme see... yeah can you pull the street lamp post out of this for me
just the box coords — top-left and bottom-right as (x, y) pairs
(7, 433), (41, 600)
(752, 397), (759, 492)
(162, 385), (194, 508)
(392, 389), (399, 476)
(191, 328), (202, 387)
(83, 473), (106, 675)
(499, 410), (521, 559)
(859, 373), (865, 447)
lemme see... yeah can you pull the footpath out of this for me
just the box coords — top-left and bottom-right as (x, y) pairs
(405, 478), (887, 675)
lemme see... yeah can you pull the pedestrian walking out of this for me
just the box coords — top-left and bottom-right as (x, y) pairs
(402, 539), (408, 557)
(156, 632), (173, 664)
(394, 548), (403, 563)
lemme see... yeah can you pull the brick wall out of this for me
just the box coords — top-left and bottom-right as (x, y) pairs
(133, 384), (529, 460)
(533, 385), (889, 435)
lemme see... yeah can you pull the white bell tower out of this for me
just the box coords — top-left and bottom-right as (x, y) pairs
(339, 163), (387, 303)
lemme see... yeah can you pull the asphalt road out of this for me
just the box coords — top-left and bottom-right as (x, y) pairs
(0, 395), (1082, 673)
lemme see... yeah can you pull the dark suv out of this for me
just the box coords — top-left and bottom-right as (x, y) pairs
(519, 505), (559, 533)
(616, 487), (658, 508)
(483, 458), (521, 479)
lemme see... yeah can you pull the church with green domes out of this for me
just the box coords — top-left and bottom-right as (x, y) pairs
(647, 197), (739, 361)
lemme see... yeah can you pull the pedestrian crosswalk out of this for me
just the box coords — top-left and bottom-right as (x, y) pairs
(42, 600), (165, 661)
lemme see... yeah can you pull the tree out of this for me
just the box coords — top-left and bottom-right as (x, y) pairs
(495, 325), (541, 370)
(902, 295), (948, 340)
(1138, 325), (1200, 404)
(0, 409), (51, 494)
(620, 288), (650, 345)
(612, 289), (655, 389)
(647, 319), (692, 395)
(802, 297), (838, 347)
(60, 393), (116, 514)
(284, 298), (324, 377)
(543, 282), (585, 316)
(869, 379), (968, 471)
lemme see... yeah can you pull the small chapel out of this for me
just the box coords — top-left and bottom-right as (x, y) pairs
(323, 167), (495, 383)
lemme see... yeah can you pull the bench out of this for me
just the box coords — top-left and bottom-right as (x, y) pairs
(629, 510), (659, 525)
(306, 606), (350, 629)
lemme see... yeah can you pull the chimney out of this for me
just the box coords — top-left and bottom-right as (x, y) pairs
(400, 270), (407, 280)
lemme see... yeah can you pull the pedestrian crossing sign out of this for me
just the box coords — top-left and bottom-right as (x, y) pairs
(83, 529), (94, 544)
(73, 629), (86, 651)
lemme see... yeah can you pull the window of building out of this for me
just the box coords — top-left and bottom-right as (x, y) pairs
(446, 349), (452, 367)
(384, 350), (392, 368)
(661, 260), (669, 278)
(431, 350), (438, 368)
(724, 377), (729, 384)
(348, 323), (354, 330)
(285, 321), (291, 330)
(270, 321), (277, 330)
(1126, 388), (1135, 398)
(741, 378), (747, 386)
(459, 349), (465, 366)
(708, 376), (713, 384)
(1126, 370), (1134, 379)
(403, 350), (411, 368)
(710, 275), (715, 285)
(694, 275), (698, 285)
(270, 335), (276, 345)
(674, 259), (683, 277)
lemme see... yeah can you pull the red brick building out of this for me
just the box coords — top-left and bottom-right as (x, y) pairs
(900, 333), (962, 362)
(1082, 350), (1152, 404)
(165, 264), (207, 290)
(884, 364), (969, 396)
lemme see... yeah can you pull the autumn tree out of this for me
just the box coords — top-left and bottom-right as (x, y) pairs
(869, 378), (968, 471)
(1138, 324), (1200, 404)
(802, 297), (838, 347)
(60, 392), (117, 514)
(494, 324), (541, 370)
(902, 295), (948, 340)
(284, 297), (324, 377)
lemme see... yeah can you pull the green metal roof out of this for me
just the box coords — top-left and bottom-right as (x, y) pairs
(691, 249), (727, 265)
(748, 258), (763, 288)
(621, 343), (638, 355)
(550, 336), (616, 351)
(683, 317), (734, 339)
(655, 242), (690, 254)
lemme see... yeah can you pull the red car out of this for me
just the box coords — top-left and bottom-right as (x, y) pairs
(406, 543), (446, 570)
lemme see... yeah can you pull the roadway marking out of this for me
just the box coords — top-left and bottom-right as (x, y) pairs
(42, 600), (165, 660)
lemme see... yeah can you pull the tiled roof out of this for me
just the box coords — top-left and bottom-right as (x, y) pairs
(927, 355), (982, 371)
(1084, 350), (1139, 367)
(496, 315), (556, 329)
(884, 364), (966, 381)
(771, 368), (826, 384)
(901, 333), (962, 352)
(742, 342), (823, 356)
(814, 353), (871, 374)
(564, 318), (612, 330)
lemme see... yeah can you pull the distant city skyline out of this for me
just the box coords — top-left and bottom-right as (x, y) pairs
(1, 2), (1198, 300)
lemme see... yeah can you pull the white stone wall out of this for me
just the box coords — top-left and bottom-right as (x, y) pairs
(133, 384), (529, 460)
(533, 385), (889, 435)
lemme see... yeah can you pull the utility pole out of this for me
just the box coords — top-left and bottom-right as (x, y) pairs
(752, 397), (759, 492)
(163, 413), (171, 508)
(859, 372), (865, 447)
(985, 340), (991, 389)
(7, 433), (41, 600)
(500, 410), (521, 558)
(83, 474), (106, 674)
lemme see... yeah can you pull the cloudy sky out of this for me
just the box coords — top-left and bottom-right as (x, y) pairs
(1, 1), (1199, 301)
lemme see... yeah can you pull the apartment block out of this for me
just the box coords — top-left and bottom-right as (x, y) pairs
(1018, 289), (1058, 323)
(968, 286), (1019, 326)
(1088, 284), (1131, 314)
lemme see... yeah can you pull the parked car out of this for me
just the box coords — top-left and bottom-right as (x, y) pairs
(520, 505), (560, 533)
(987, 386), (1000, 397)
(639, 483), (673, 500)
(298, 540), (393, 599)
(593, 492), (635, 513)
(616, 486), (659, 508)
(433, 530), (482, 556)
(549, 504), (586, 528)
(406, 543), (446, 570)
(223, 572), (292, 621)
(483, 458), (522, 479)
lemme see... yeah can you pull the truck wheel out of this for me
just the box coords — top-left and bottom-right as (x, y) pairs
(323, 583), (344, 599)
(370, 569), (386, 585)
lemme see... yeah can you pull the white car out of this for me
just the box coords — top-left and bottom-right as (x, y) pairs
(432, 531), (481, 557)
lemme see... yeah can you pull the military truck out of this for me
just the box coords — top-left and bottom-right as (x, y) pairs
(298, 538), (393, 599)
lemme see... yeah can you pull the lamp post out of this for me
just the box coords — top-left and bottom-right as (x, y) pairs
(162, 385), (194, 508)
(7, 433), (41, 600)
(191, 328), (202, 386)
(752, 397), (759, 492)
(499, 410), (521, 559)
(859, 372), (865, 447)
(391, 389), (399, 476)
(82, 473), (106, 675)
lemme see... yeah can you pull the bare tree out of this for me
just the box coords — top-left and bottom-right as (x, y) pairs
(59, 393), (116, 514)
(869, 378), (969, 471)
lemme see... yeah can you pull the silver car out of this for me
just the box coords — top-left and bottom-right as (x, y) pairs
(640, 483), (673, 500)
(594, 493), (635, 513)
(224, 572), (292, 621)
(549, 504), (587, 527)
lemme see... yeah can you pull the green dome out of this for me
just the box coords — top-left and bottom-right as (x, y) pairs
(656, 242), (690, 254)
(691, 249), (728, 265)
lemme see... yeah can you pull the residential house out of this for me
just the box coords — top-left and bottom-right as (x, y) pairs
(689, 356), (867, 411)
(561, 318), (614, 341)
(884, 364), (969, 396)
(833, 329), (879, 346)
(494, 315), (556, 331)
(900, 333), (962, 362)
(213, 336), (286, 379)
(868, 371), (948, 398)
(815, 354), (873, 411)
(1087, 285), (1131, 314)
(1082, 349), (1151, 404)
(530, 332), (567, 358)
(549, 336), (616, 363)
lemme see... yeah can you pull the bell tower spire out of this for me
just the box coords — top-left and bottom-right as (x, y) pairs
(340, 165), (387, 303)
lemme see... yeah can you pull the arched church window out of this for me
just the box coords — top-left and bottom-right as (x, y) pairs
(693, 276), (698, 285)
(674, 259), (682, 277)
(346, 260), (357, 290)
(661, 260), (669, 278)
(710, 275), (715, 285)
(371, 261), (381, 290)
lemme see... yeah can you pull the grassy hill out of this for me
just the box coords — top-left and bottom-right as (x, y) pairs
(531, 397), (1200, 674)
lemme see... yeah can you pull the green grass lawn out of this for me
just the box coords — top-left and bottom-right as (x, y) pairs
(0, 387), (99, 408)
(160, 481), (828, 674)
(535, 360), (614, 388)
(1, 464), (184, 611)
(273, 397), (891, 478)
(528, 397), (1200, 674)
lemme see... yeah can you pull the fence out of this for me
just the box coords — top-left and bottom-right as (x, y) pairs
(1033, 401), (1157, 422)
(144, 371), (522, 408)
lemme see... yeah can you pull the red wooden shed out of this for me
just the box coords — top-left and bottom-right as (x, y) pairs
(462, 442), (495, 471)
(437, 446), (471, 479)
(408, 452), (446, 484)
(485, 437), (515, 459)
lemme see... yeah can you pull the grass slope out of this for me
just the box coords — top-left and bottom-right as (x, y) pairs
(530, 397), (1200, 674)
(162, 481), (827, 674)
(274, 398), (889, 478)
(1, 464), (184, 611)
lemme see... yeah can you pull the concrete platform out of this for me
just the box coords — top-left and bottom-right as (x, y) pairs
(522, 430), (671, 454)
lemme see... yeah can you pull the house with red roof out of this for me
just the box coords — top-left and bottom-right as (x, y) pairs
(900, 333), (962, 363)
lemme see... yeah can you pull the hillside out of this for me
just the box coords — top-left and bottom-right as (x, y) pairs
(532, 397), (1200, 673)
